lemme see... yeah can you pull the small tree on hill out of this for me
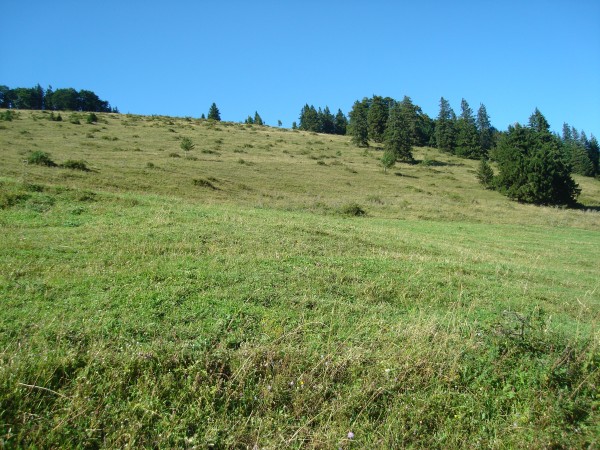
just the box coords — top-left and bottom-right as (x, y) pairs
(476, 158), (494, 188)
(180, 137), (195, 158)
(208, 103), (221, 121)
(381, 148), (396, 173)
(254, 111), (263, 126)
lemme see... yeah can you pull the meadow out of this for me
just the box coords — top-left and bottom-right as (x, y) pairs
(1, 111), (599, 448)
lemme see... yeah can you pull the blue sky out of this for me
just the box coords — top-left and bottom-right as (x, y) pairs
(2, 1), (599, 137)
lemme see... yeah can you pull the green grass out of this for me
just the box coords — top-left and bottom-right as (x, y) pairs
(0, 111), (599, 448)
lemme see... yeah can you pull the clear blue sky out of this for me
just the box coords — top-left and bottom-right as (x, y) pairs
(2, 1), (599, 137)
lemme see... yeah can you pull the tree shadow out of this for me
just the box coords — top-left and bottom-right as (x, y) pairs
(394, 172), (418, 178)
(411, 159), (464, 167)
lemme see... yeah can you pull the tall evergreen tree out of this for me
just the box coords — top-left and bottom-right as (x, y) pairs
(562, 122), (573, 141)
(527, 108), (550, 133)
(367, 95), (388, 143)
(493, 119), (580, 205)
(299, 104), (320, 132)
(384, 102), (413, 162)
(586, 135), (599, 175)
(349, 100), (369, 147)
(476, 103), (493, 155)
(334, 109), (348, 135)
(455, 98), (480, 158)
(435, 97), (456, 153)
(208, 102), (221, 121)
(253, 111), (263, 125)
(320, 106), (335, 134)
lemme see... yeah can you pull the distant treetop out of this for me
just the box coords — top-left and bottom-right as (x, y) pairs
(0, 84), (115, 113)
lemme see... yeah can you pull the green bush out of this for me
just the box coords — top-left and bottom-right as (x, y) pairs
(61, 160), (90, 171)
(339, 202), (366, 216)
(27, 151), (57, 167)
(86, 113), (98, 124)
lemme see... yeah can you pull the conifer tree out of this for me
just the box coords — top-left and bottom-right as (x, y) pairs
(476, 158), (494, 188)
(334, 109), (348, 135)
(455, 98), (481, 158)
(435, 97), (456, 153)
(476, 103), (493, 155)
(320, 106), (335, 134)
(299, 104), (320, 132)
(384, 102), (413, 162)
(208, 103), (221, 121)
(253, 111), (263, 126)
(367, 96), (388, 143)
(493, 117), (580, 205)
(349, 100), (369, 147)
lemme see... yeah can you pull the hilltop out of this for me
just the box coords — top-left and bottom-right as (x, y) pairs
(1, 111), (599, 448)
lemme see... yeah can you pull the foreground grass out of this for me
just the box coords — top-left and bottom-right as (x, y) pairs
(1, 111), (599, 447)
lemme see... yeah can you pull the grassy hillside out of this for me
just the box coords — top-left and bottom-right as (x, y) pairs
(1, 111), (599, 448)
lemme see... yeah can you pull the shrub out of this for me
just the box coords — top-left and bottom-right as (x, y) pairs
(69, 114), (81, 125)
(168, 152), (180, 158)
(339, 202), (366, 216)
(86, 113), (98, 124)
(61, 160), (90, 171)
(193, 178), (218, 190)
(27, 151), (57, 167)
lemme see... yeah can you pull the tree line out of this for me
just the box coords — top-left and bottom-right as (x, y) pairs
(0, 84), (116, 113)
(296, 105), (348, 135)
(346, 95), (598, 206)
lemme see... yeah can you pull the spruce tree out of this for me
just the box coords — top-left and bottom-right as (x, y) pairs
(455, 99), (481, 159)
(493, 119), (580, 205)
(476, 158), (494, 188)
(349, 100), (369, 147)
(299, 104), (320, 132)
(334, 109), (348, 135)
(384, 102), (413, 162)
(208, 103), (221, 121)
(435, 97), (456, 153)
(527, 108), (549, 133)
(321, 106), (335, 134)
(253, 111), (263, 126)
(367, 95), (388, 143)
(381, 148), (396, 172)
(476, 103), (493, 155)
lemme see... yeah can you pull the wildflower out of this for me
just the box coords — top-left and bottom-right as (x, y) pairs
(347, 431), (355, 439)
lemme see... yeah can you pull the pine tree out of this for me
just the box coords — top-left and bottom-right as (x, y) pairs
(476, 158), (494, 188)
(562, 122), (572, 141)
(208, 103), (221, 121)
(299, 104), (320, 132)
(384, 102), (413, 162)
(349, 100), (369, 147)
(253, 111), (263, 126)
(476, 103), (493, 155)
(334, 109), (348, 135)
(455, 99), (481, 159)
(586, 135), (599, 175)
(245, 115), (254, 124)
(527, 108), (550, 133)
(320, 106), (335, 134)
(493, 119), (580, 205)
(367, 95), (389, 143)
(381, 148), (396, 173)
(435, 97), (456, 153)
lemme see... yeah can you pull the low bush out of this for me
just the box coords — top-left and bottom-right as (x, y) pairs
(61, 160), (90, 171)
(27, 151), (57, 167)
